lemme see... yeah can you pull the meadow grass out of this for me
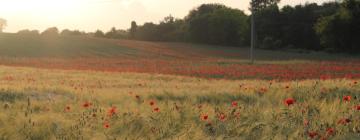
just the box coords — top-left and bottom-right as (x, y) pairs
(0, 34), (359, 139)
(0, 66), (359, 139)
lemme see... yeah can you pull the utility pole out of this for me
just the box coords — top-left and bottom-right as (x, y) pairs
(250, 8), (255, 64)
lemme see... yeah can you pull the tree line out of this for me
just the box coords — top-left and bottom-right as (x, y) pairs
(2, 0), (359, 53)
(126, 0), (360, 53)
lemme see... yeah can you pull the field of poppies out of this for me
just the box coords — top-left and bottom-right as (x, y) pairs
(0, 34), (359, 139)
(0, 64), (359, 139)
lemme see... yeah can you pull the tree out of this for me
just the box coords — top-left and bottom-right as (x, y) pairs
(104, 27), (128, 39)
(135, 22), (158, 41)
(0, 18), (7, 32)
(105, 27), (117, 38)
(250, 0), (281, 12)
(315, 0), (360, 53)
(130, 21), (137, 39)
(60, 29), (72, 36)
(249, 0), (280, 63)
(185, 4), (249, 46)
(17, 29), (40, 36)
(41, 27), (59, 36)
(61, 29), (83, 36)
(94, 30), (105, 38)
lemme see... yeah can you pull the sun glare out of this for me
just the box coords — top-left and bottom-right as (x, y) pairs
(1, 0), (82, 16)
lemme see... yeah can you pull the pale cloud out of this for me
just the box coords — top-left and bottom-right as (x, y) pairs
(0, 0), (332, 32)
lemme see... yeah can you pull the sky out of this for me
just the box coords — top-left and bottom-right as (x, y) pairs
(0, 0), (332, 33)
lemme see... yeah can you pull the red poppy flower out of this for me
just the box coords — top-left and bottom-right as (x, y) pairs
(135, 95), (140, 100)
(308, 131), (318, 139)
(231, 101), (238, 107)
(103, 122), (110, 128)
(284, 98), (296, 106)
(153, 107), (160, 112)
(285, 85), (290, 89)
(218, 113), (226, 121)
(149, 100), (155, 106)
(355, 105), (360, 110)
(83, 102), (91, 108)
(326, 127), (335, 136)
(338, 118), (351, 125)
(343, 96), (351, 102)
(108, 106), (117, 116)
(201, 114), (208, 121)
(65, 106), (71, 112)
(354, 81), (358, 85)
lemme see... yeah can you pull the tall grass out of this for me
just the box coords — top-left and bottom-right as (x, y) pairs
(0, 66), (359, 139)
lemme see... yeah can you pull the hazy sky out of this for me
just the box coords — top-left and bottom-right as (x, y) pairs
(0, 0), (331, 33)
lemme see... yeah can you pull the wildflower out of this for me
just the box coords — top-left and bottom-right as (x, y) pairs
(308, 131), (318, 139)
(153, 107), (160, 112)
(103, 122), (110, 128)
(354, 81), (358, 85)
(285, 85), (290, 89)
(284, 98), (296, 106)
(326, 127), (335, 136)
(83, 102), (91, 108)
(201, 114), (209, 121)
(355, 105), (360, 110)
(108, 106), (116, 116)
(343, 96), (351, 102)
(135, 95), (140, 100)
(65, 106), (71, 112)
(231, 101), (238, 107)
(338, 118), (351, 125)
(218, 113), (226, 121)
(149, 100), (155, 106)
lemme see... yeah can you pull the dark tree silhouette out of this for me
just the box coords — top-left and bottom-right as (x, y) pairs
(130, 21), (137, 39)
(41, 27), (59, 36)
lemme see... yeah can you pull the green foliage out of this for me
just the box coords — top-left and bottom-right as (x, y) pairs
(255, 2), (340, 50)
(131, 4), (249, 46)
(250, 0), (281, 12)
(134, 15), (185, 42)
(186, 4), (249, 46)
(60, 29), (84, 36)
(104, 27), (128, 39)
(94, 30), (105, 38)
(315, 0), (360, 53)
